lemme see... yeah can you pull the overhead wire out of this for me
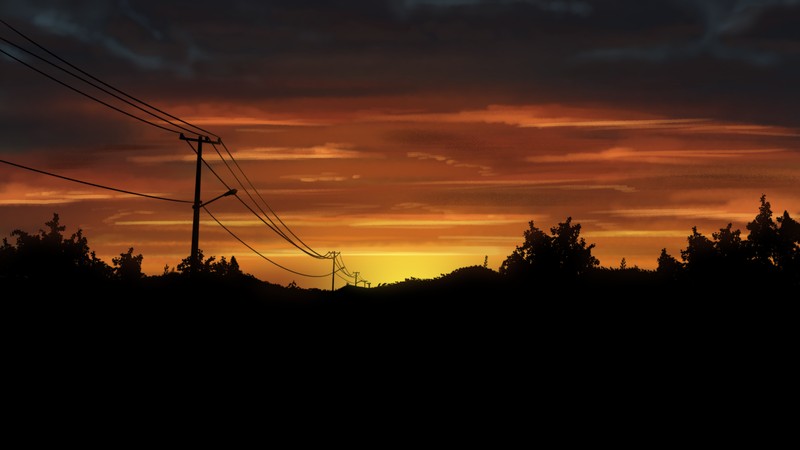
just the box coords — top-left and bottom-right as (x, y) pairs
(206, 142), (293, 239)
(0, 18), (218, 140)
(208, 142), (291, 238)
(0, 46), (181, 135)
(203, 206), (334, 278)
(215, 140), (331, 259)
(334, 252), (357, 279)
(0, 36), (204, 137)
(0, 158), (192, 203)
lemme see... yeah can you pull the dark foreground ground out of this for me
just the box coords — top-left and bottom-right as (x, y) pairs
(5, 266), (794, 342)
(3, 266), (794, 439)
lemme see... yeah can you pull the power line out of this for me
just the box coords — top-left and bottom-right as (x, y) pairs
(0, 18), (217, 139)
(335, 253), (357, 279)
(203, 206), (334, 278)
(0, 46), (181, 135)
(334, 270), (352, 283)
(215, 140), (331, 259)
(210, 143), (329, 259)
(0, 158), (192, 203)
(208, 142), (292, 239)
(0, 36), (201, 137)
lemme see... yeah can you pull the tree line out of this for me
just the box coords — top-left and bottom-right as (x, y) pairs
(1, 194), (798, 292)
(499, 194), (799, 288)
(0, 213), (248, 284)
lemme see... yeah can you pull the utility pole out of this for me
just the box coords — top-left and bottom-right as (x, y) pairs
(331, 251), (338, 291)
(180, 133), (221, 274)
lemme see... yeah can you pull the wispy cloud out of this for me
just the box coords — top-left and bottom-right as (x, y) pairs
(232, 144), (380, 161)
(0, 190), (140, 205)
(679, 124), (800, 137)
(407, 151), (494, 176)
(115, 219), (263, 227)
(411, 179), (637, 192)
(437, 235), (523, 243)
(367, 105), (800, 137)
(0, 198), (78, 205)
(281, 173), (361, 183)
(184, 116), (328, 127)
(526, 147), (786, 164)
(128, 143), (380, 163)
(101, 210), (155, 225)
(583, 230), (691, 238)
(600, 208), (755, 222)
(349, 215), (526, 229)
(390, 202), (459, 214)
(368, 105), (710, 130)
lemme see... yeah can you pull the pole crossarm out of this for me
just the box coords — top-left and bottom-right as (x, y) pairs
(179, 133), (221, 145)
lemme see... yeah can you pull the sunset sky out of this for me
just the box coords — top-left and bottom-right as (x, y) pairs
(1, 0), (799, 289)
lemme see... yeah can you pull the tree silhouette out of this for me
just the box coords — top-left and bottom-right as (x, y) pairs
(680, 226), (716, 276)
(743, 195), (799, 283)
(113, 247), (144, 282)
(212, 255), (244, 278)
(176, 250), (246, 278)
(177, 249), (214, 274)
(775, 211), (800, 281)
(0, 237), (16, 278)
(656, 248), (682, 281)
(2, 213), (111, 281)
(747, 194), (778, 267)
(673, 195), (799, 286)
(500, 217), (599, 281)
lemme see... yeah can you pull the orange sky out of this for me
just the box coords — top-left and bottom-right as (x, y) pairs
(2, 2), (799, 289)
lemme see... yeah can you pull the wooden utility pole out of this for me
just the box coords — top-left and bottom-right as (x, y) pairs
(331, 251), (338, 291)
(180, 133), (221, 274)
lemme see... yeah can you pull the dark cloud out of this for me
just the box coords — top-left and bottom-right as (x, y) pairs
(1, 0), (207, 76)
(577, 0), (799, 67)
(1, 0), (799, 124)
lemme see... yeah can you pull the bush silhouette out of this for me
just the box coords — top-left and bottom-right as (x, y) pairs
(0, 213), (111, 282)
(499, 216), (599, 282)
